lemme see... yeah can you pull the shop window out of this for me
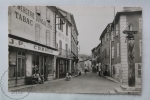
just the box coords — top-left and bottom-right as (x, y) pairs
(9, 49), (17, 78)
(46, 9), (50, 23)
(17, 51), (26, 78)
(32, 55), (40, 74)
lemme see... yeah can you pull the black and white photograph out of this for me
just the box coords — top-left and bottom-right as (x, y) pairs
(8, 6), (142, 95)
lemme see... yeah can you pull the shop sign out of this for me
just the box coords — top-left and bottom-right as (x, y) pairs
(9, 38), (58, 55)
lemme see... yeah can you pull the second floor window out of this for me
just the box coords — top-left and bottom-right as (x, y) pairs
(46, 30), (50, 46)
(139, 18), (142, 32)
(35, 24), (40, 43)
(59, 40), (62, 49)
(46, 9), (50, 23)
(36, 6), (41, 16)
(117, 43), (119, 57)
(66, 24), (68, 36)
(116, 24), (119, 36)
(112, 47), (114, 58)
(139, 40), (142, 56)
(58, 19), (63, 31)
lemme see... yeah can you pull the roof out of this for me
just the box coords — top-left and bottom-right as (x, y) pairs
(99, 23), (112, 40)
(111, 10), (142, 29)
(70, 14), (79, 35)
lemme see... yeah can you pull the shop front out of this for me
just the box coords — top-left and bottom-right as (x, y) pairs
(8, 38), (58, 87)
(56, 58), (70, 79)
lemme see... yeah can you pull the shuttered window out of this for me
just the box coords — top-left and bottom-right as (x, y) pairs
(112, 47), (114, 58)
(36, 6), (41, 16)
(117, 43), (119, 57)
(46, 9), (50, 22)
(139, 40), (142, 56)
(116, 24), (119, 36)
(46, 30), (50, 46)
(139, 18), (142, 32)
(35, 24), (40, 43)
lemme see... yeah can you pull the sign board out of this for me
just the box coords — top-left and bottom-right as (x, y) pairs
(9, 38), (59, 55)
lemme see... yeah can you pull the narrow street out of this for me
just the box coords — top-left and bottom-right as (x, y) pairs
(18, 72), (120, 94)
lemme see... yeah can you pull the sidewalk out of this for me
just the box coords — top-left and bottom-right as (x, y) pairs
(9, 76), (77, 91)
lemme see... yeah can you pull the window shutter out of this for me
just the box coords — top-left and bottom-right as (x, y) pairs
(58, 18), (60, 29)
(112, 47), (114, 58)
(116, 24), (119, 36)
(139, 40), (142, 56)
(139, 18), (142, 32)
(117, 43), (119, 57)
(46, 9), (50, 22)
(36, 6), (41, 15)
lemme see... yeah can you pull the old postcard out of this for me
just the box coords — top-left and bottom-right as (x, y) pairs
(3, 6), (142, 97)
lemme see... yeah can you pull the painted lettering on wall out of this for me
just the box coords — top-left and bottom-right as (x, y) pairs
(34, 44), (53, 53)
(36, 15), (52, 30)
(15, 11), (33, 26)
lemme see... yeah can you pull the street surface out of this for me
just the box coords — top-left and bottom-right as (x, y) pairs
(19, 72), (120, 94)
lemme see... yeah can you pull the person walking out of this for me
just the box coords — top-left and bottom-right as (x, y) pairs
(99, 68), (101, 76)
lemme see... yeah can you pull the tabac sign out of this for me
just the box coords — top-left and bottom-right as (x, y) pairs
(9, 38), (59, 55)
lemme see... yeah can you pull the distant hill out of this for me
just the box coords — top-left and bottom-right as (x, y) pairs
(78, 54), (92, 60)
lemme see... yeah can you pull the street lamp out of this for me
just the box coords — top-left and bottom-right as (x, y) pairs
(123, 24), (137, 87)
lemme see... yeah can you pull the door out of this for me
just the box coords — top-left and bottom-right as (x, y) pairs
(44, 56), (48, 81)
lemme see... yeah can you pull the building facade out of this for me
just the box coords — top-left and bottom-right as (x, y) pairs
(110, 10), (142, 85)
(100, 23), (112, 76)
(70, 15), (79, 75)
(8, 6), (58, 87)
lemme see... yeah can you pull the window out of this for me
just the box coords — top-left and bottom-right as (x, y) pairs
(58, 19), (63, 31)
(36, 6), (41, 16)
(111, 31), (114, 41)
(46, 9), (50, 23)
(105, 34), (107, 42)
(139, 18), (142, 32)
(139, 40), (142, 56)
(107, 47), (109, 58)
(129, 23), (133, 31)
(56, 43), (58, 49)
(35, 24), (40, 43)
(66, 24), (68, 36)
(17, 51), (26, 78)
(117, 43), (119, 57)
(116, 24), (119, 36)
(66, 44), (68, 56)
(59, 40), (62, 49)
(46, 30), (50, 46)
(112, 47), (114, 58)
(138, 64), (141, 76)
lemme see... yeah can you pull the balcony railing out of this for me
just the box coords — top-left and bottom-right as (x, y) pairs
(58, 49), (72, 58)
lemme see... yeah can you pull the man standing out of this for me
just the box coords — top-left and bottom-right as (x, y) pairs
(99, 68), (101, 76)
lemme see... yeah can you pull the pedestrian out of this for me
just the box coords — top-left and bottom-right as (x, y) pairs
(99, 68), (101, 76)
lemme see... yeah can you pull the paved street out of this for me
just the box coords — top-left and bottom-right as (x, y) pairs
(18, 72), (120, 94)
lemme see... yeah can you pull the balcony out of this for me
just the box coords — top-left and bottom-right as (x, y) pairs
(58, 49), (72, 59)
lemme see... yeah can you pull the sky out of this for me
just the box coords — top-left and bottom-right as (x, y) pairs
(59, 6), (123, 56)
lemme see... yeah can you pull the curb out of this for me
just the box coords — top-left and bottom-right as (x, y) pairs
(100, 74), (120, 83)
(9, 75), (77, 91)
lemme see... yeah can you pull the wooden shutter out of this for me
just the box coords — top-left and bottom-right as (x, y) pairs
(139, 18), (142, 32)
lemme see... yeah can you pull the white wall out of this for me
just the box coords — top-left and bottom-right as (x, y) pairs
(56, 14), (71, 51)
(9, 6), (55, 48)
